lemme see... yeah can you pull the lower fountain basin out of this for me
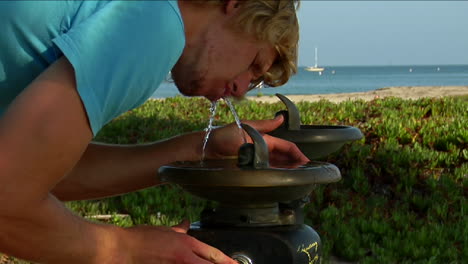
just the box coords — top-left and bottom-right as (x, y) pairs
(159, 159), (341, 204)
(268, 125), (363, 160)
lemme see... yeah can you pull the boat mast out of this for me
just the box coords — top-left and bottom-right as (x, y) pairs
(314, 47), (318, 68)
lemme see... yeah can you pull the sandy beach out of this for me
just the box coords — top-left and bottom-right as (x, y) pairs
(246, 86), (468, 103)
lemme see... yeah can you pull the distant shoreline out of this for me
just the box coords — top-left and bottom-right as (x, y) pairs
(297, 64), (468, 67)
(245, 86), (468, 103)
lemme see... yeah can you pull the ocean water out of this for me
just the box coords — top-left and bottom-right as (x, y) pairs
(151, 65), (468, 98)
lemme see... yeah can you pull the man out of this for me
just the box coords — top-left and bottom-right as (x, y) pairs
(0, 0), (304, 263)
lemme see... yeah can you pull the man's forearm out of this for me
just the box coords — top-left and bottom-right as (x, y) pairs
(52, 131), (205, 201)
(0, 193), (123, 263)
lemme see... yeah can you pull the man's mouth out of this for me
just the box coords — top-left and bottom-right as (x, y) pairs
(204, 84), (233, 102)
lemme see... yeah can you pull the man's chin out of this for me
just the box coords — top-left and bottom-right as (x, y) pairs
(175, 85), (195, 97)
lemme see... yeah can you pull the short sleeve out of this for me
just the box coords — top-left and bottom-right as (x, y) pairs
(53, 0), (185, 135)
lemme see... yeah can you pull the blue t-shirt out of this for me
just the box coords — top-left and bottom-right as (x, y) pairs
(0, 0), (185, 135)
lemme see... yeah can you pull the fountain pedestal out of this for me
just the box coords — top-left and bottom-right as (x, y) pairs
(160, 160), (334, 264)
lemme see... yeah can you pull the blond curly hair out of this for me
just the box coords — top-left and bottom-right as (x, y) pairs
(199, 0), (300, 89)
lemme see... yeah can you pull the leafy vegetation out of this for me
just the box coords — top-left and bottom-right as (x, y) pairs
(2, 95), (466, 263)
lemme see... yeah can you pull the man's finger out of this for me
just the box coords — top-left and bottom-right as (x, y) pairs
(171, 219), (190, 233)
(191, 240), (238, 264)
(242, 114), (284, 133)
(264, 135), (309, 162)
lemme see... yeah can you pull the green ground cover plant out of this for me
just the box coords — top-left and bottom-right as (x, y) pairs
(2, 96), (466, 263)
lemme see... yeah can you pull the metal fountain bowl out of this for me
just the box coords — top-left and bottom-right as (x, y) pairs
(269, 124), (363, 160)
(268, 94), (364, 160)
(159, 124), (341, 205)
(159, 159), (340, 204)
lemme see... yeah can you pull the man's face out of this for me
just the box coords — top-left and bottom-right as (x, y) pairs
(171, 24), (277, 101)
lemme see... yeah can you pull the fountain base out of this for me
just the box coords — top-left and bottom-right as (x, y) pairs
(189, 222), (321, 264)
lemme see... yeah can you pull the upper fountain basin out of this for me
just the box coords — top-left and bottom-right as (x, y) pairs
(267, 94), (364, 159)
(268, 124), (363, 160)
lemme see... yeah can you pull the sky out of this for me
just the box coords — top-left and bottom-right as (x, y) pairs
(297, 1), (468, 66)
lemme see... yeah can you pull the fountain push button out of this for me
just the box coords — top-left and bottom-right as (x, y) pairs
(231, 253), (253, 264)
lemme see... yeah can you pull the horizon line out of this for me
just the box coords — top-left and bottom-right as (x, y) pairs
(298, 63), (468, 67)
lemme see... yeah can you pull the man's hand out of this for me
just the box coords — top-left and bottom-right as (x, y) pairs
(204, 115), (309, 165)
(121, 220), (237, 264)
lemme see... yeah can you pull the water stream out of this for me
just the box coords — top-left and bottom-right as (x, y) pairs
(201, 98), (247, 162)
(201, 100), (218, 162)
(223, 97), (247, 144)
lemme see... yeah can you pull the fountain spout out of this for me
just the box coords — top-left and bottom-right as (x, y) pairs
(237, 123), (269, 169)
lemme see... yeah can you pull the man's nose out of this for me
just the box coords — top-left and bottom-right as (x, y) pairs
(231, 72), (252, 98)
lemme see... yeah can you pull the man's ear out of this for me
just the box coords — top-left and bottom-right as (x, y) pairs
(224, 0), (241, 15)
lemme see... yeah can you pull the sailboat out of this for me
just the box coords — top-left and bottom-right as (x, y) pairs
(305, 47), (325, 73)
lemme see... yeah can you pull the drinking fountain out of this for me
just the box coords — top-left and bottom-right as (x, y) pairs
(158, 94), (363, 264)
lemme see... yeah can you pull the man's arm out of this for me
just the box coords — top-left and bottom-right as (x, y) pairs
(0, 57), (120, 262)
(0, 57), (235, 264)
(51, 133), (205, 201)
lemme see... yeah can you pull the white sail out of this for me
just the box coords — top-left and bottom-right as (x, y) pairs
(305, 47), (324, 72)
